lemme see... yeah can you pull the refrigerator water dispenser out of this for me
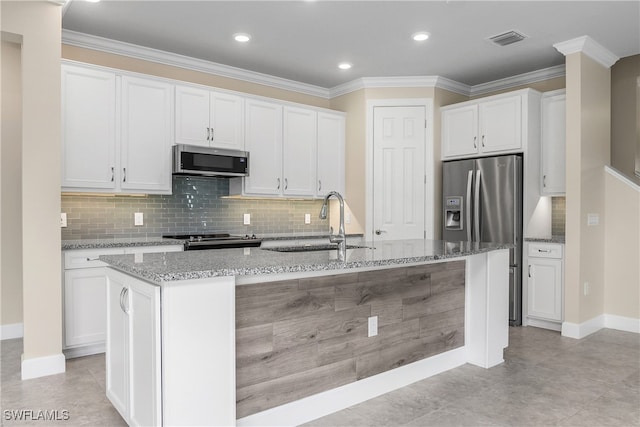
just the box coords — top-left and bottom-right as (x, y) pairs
(444, 196), (463, 230)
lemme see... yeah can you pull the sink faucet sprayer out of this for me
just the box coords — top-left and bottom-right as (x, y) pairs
(319, 191), (346, 261)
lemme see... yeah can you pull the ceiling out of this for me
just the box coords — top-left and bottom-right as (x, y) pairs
(62, 1), (640, 90)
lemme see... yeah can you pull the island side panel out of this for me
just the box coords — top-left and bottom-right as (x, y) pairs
(235, 260), (465, 418)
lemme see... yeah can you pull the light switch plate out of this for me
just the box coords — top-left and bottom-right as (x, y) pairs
(60, 213), (67, 228)
(368, 316), (378, 337)
(134, 212), (144, 226)
(587, 213), (599, 226)
(304, 213), (311, 224)
(243, 213), (251, 225)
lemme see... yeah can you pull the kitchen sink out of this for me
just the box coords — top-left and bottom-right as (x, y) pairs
(263, 244), (373, 253)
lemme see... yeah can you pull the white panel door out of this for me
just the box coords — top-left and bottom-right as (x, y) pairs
(175, 85), (210, 147)
(317, 112), (345, 197)
(283, 106), (317, 196)
(373, 106), (426, 241)
(441, 104), (478, 158)
(128, 280), (161, 427)
(243, 99), (283, 195)
(527, 258), (562, 321)
(64, 268), (107, 347)
(210, 91), (244, 150)
(61, 64), (116, 189)
(121, 76), (173, 193)
(541, 93), (566, 195)
(479, 95), (522, 153)
(106, 272), (129, 422)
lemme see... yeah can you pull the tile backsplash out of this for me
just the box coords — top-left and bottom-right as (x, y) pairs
(551, 196), (566, 236)
(61, 176), (329, 240)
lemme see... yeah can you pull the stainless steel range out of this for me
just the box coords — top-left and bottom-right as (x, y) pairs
(163, 233), (262, 250)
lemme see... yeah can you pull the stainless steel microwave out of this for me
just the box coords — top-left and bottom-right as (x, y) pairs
(172, 145), (249, 177)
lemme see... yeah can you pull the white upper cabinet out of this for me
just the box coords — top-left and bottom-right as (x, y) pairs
(175, 85), (244, 150)
(283, 106), (317, 197)
(242, 99), (283, 195)
(62, 63), (173, 194)
(540, 90), (566, 195)
(62, 64), (117, 190)
(121, 76), (173, 193)
(441, 90), (531, 159)
(317, 112), (346, 197)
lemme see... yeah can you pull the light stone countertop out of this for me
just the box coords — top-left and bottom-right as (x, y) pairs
(62, 237), (185, 250)
(99, 239), (512, 285)
(524, 236), (565, 244)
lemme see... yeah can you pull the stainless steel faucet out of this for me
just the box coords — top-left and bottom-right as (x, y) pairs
(319, 191), (346, 261)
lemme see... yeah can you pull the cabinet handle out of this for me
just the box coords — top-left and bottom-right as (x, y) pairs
(277, 178), (281, 190)
(284, 178), (288, 190)
(481, 135), (485, 147)
(537, 249), (552, 253)
(318, 180), (322, 192)
(122, 168), (127, 183)
(528, 265), (532, 277)
(473, 136), (477, 149)
(119, 287), (126, 312)
(110, 167), (115, 182)
(119, 287), (129, 313)
(210, 128), (214, 141)
(206, 127), (210, 141)
(543, 175), (547, 188)
(86, 257), (100, 261)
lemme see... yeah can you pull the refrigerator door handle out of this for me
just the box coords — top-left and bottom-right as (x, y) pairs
(466, 170), (473, 241)
(474, 170), (481, 241)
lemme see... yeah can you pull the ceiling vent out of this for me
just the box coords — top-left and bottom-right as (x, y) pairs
(488, 30), (528, 47)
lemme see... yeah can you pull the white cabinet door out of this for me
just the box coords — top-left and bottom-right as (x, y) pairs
(64, 268), (107, 347)
(128, 280), (162, 427)
(527, 258), (562, 322)
(283, 106), (317, 196)
(175, 85), (210, 147)
(210, 92), (244, 151)
(442, 104), (478, 158)
(317, 112), (345, 197)
(541, 92), (566, 195)
(121, 76), (173, 193)
(62, 64), (117, 190)
(106, 272), (129, 422)
(243, 99), (283, 195)
(479, 95), (522, 153)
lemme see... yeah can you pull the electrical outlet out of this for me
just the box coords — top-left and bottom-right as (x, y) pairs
(134, 212), (144, 226)
(368, 316), (378, 337)
(60, 213), (67, 228)
(584, 282), (590, 296)
(587, 213), (599, 226)
(305, 213), (311, 224)
(345, 212), (351, 224)
(243, 213), (251, 225)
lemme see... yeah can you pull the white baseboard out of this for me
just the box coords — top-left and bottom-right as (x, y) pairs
(1, 323), (24, 340)
(21, 353), (66, 380)
(527, 317), (562, 332)
(604, 314), (640, 333)
(237, 347), (467, 427)
(562, 313), (640, 339)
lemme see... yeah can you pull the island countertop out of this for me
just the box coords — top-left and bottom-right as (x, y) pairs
(99, 239), (511, 285)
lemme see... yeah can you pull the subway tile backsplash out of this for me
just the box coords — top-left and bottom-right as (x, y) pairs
(61, 176), (330, 240)
(552, 196), (566, 236)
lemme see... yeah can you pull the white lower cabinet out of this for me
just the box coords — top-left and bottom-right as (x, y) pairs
(106, 269), (161, 427)
(526, 242), (564, 330)
(62, 245), (182, 358)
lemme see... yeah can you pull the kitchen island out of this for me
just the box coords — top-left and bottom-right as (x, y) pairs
(100, 239), (510, 427)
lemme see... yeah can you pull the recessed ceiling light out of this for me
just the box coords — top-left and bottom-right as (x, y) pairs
(412, 32), (430, 42)
(338, 62), (352, 70)
(234, 33), (251, 43)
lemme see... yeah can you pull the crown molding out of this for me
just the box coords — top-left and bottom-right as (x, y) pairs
(62, 29), (331, 99)
(553, 35), (619, 68)
(62, 29), (568, 101)
(470, 64), (566, 97)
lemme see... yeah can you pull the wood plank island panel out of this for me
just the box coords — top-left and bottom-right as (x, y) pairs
(235, 260), (466, 418)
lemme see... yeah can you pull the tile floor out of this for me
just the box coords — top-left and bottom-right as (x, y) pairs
(1, 327), (638, 426)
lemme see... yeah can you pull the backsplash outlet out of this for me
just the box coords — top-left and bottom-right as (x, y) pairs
(61, 176), (329, 240)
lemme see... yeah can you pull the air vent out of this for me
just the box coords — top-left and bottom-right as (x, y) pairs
(488, 30), (528, 47)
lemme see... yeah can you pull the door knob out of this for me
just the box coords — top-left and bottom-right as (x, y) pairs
(375, 229), (386, 235)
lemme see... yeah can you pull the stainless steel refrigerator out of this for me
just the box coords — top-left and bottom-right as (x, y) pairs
(442, 154), (523, 325)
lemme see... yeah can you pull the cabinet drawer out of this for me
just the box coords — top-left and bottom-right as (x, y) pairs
(528, 243), (563, 259)
(64, 248), (126, 269)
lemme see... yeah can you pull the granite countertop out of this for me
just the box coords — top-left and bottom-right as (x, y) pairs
(62, 237), (184, 250)
(524, 236), (565, 244)
(99, 239), (512, 285)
